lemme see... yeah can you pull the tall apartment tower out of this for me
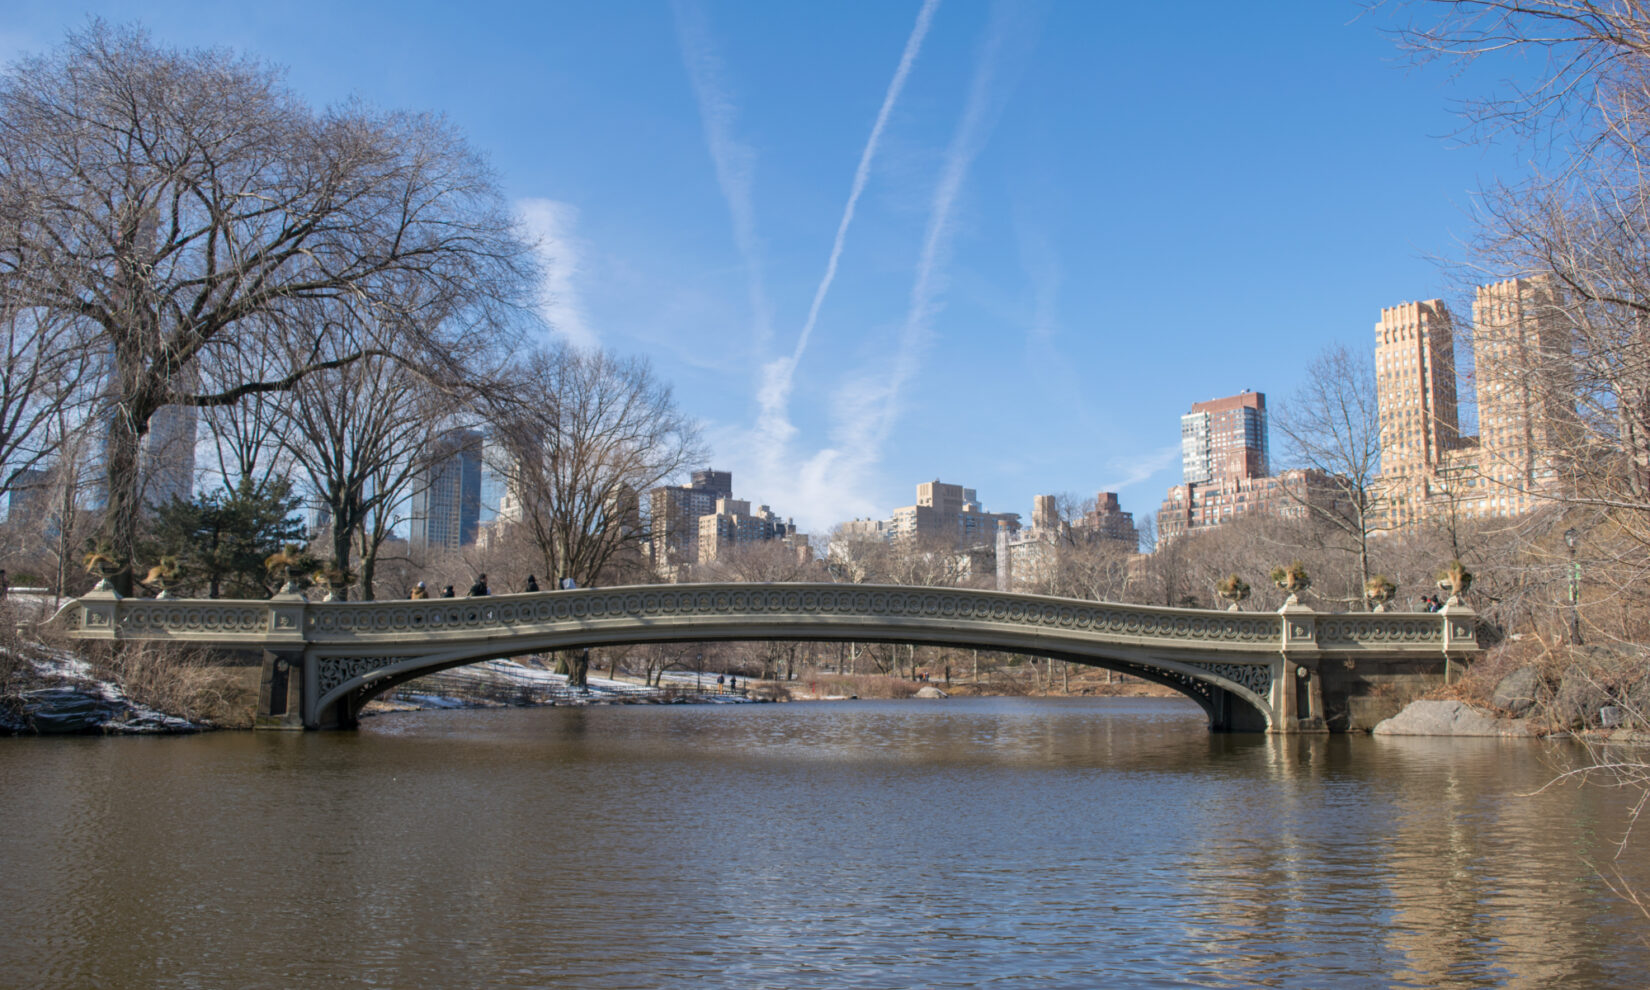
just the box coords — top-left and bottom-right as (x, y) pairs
(409, 430), (483, 554)
(1180, 391), (1268, 485)
(1376, 299), (1460, 481)
(1472, 278), (1569, 512)
(691, 470), (733, 500)
(888, 480), (1020, 547)
(647, 469), (734, 571)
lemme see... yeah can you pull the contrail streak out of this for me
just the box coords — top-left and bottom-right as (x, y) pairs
(758, 0), (941, 428)
(856, 6), (1006, 453)
(792, 0), (939, 369)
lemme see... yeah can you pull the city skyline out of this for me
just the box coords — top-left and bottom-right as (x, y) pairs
(0, 2), (1528, 533)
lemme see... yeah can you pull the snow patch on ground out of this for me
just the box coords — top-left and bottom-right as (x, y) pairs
(5, 643), (198, 734)
(370, 659), (757, 713)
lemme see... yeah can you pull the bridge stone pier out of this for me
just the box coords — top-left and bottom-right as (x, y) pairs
(63, 582), (1481, 734)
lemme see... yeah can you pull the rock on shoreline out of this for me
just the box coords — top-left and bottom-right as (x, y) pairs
(1373, 699), (1538, 737)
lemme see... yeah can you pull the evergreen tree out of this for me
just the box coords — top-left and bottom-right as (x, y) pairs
(141, 479), (307, 599)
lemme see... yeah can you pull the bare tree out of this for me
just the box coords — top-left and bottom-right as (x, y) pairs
(282, 349), (464, 600)
(492, 345), (702, 685)
(494, 346), (703, 593)
(1383, 1), (1650, 149)
(198, 329), (298, 495)
(1274, 346), (1388, 601)
(1389, 0), (1650, 631)
(0, 302), (98, 500)
(0, 23), (530, 592)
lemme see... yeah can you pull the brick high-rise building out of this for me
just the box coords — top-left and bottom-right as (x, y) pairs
(1031, 494), (1058, 532)
(647, 469), (732, 571)
(1159, 391), (1278, 542)
(696, 498), (800, 564)
(1471, 278), (1570, 515)
(1080, 491), (1139, 548)
(1181, 391), (1268, 486)
(1375, 287), (1569, 526)
(1157, 468), (1346, 542)
(889, 480), (1019, 547)
(1376, 300), (1461, 526)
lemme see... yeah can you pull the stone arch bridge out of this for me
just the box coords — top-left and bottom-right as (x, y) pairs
(64, 582), (1480, 734)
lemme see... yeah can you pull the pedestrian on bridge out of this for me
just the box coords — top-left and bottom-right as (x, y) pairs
(525, 575), (539, 592)
(467, 574), (490, 597)
(440, 585), (455, 598)
(409, 582), (428, 600)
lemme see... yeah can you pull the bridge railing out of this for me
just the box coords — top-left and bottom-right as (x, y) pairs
(64, 582), (1481, 658)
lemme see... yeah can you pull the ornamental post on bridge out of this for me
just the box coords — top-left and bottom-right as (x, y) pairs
(1275, 598), (1327, 733)
(255, 588), (310, 731)
(71, 584), (122, 640)
(1438, 600), (1478, 684)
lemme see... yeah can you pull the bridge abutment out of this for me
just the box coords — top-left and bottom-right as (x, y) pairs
(255, 650), (305, 730)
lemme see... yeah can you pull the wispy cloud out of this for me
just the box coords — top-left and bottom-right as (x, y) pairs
(757, 0), (942, 450)
(672, 0), (772, 350)
(1100, 444), (1182, 492)
(516, 198), (598, 351)
(834, 1), (1015, 462)
(736, 2), (1024, 535)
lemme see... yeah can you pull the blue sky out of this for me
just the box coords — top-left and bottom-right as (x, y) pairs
(3, 1), (1524, 535)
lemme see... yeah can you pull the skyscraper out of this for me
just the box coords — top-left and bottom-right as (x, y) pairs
(1376, 299), (1460, 486)
(1180, 391), (1268, 486)
(409, 430), (483, 554)
(1471, 278), (1570, 515)
(1374, 287), (1569, 526)
(647, 469), (734, 570)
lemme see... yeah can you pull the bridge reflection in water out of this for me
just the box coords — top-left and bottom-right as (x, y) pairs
(64, 582), (1480, 733)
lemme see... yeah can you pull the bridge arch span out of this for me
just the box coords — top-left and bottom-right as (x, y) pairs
(308, 628), (1279, 733)
(66, 582), (1480, 734)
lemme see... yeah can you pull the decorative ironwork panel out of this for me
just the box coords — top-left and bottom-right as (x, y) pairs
(318, 656), (418, 695)
(1181, 661), (1274, 699)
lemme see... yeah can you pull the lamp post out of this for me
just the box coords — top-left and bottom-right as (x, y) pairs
(1564, 528), (1583, 645)
(695, 652), (703, 692)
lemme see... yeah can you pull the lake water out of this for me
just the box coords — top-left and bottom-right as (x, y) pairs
(2, 697), (1647, 989)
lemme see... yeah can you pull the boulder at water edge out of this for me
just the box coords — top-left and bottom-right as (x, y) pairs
(1373, 699), (1536, 737)
(1491, 666), (1547, 718)
(913, 686), (949, 699)
(1552, 670), (1612, 729)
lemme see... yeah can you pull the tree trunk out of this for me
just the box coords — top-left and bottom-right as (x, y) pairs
(359, 553), (376, 601)
(568, 649), (590, 689)
(330, 521), (354, 602)
(99, 398), (148, 597)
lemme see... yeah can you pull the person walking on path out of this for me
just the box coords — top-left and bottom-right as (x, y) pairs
(409, 581), (429, 600)
(467, 574), (490, 597)
(525, 574), (539, 592)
